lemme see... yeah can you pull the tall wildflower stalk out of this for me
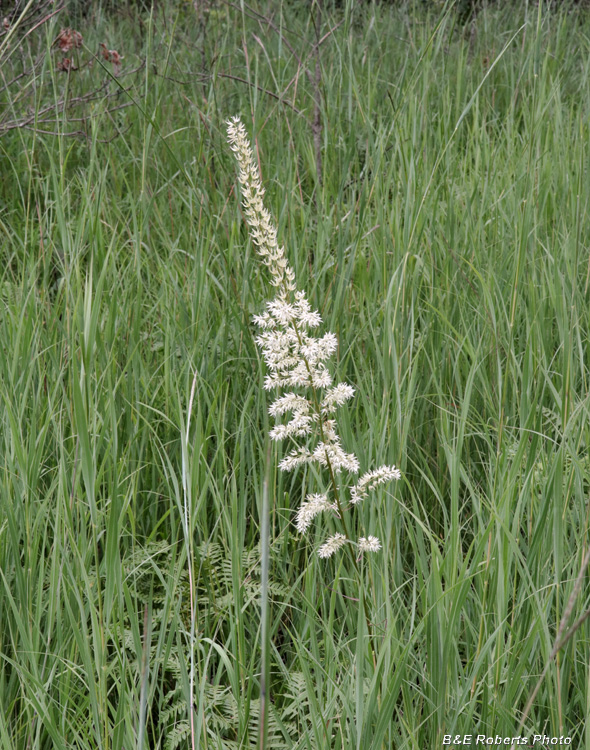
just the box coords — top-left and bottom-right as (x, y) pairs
(227, 116), (400, 568)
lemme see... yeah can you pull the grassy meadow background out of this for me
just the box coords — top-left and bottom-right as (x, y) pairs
(1, 0), (590, 747)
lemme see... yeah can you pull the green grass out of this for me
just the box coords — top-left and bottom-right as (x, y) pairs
(1, 0), (590, 747)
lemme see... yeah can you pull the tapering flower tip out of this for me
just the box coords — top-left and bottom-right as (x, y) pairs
(226, 116), (248, 152)
(318, 533), (347, 559)
(350, 465), (402, 504)
(296, 493), (338, 535)
(226, 116), (296, 294)
(357, 536), (382, 554)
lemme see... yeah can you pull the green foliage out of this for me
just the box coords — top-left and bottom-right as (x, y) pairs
(1, 1), (590, 748)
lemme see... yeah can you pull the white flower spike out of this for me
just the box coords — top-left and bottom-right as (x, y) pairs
(227, 116), (402, 559)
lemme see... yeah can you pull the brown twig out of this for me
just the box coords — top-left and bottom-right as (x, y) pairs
(1, 0), (143, 141)
(0, 55), (144, 137)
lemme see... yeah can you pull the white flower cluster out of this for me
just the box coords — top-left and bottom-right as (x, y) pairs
(357, 536), (382, 554)
(350, 465), (402, 505)
(318, 533), (347, 559)
(253, 294), (361, 481)
(254, 294), (337, 392)
(296, 493), (338, 534)
(227, 116), (402, 559)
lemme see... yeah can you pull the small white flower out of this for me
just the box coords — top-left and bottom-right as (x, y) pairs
(350, 465), (401, 504)
(321, 420), (338, 441)
(293, 292), (322, 328)
(286, 361), (314, 388)
(318, 533), (347, 559)
(357, 536), (382, 554)
(297, 309), (322, 328)
(279, 447), (312, 472)
(253, 314), (275, 329)
(295, 493), (338, 534)
(269, 413), (314, 440)
(268, 393), (311, 418)
(263, 373), (286, 391)
(313, 441), (360, 474)
(267, 299), (297, 324)
(321, 383), (355, 413)
(301, 332), (338, 364)
(311, 367), (332, 389)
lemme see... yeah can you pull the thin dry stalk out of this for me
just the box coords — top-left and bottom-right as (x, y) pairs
(511, 546), (590, 750)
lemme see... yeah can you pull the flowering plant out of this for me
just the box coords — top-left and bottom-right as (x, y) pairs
(226, 116), (400, 559)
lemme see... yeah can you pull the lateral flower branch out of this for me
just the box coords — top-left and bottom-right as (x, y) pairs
(226, 116), (400, 558)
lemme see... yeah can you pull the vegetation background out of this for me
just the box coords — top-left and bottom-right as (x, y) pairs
(1, 0), (590, 748)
